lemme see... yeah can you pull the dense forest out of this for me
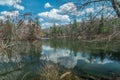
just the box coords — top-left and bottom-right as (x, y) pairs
(43, 17), (120, 40)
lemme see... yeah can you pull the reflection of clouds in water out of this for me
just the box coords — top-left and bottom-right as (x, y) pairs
(58, 55), (77, 69)
(0, 55), (9, 63)
(0, 53), (22, 63)
(41, 45), (71, 63)
(97, 59), (113, 64)
(42, 45), (53, 52)
(41, 46), (114, 68)
(77, 53), (113, 64)
(41, 45), (77, 68)
(0, 45), (114, 67)
(77, 53), (94, 63)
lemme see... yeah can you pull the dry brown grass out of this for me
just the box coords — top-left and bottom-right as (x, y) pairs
(21, 64), (82, 80)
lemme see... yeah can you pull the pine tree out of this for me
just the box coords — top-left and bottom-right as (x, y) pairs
(72, 19), (78, 36)
(98, 14), (104, 34)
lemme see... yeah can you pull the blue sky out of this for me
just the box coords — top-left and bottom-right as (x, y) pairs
(0, 0), (115, 29)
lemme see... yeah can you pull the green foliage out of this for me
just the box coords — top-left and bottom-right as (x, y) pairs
(46, 16), (120, 40)
(35, 18), (41, 28)
(98, 14), (104, 34)
(57, 27), (63, 36)
(29, 26), (35, 39)
(51, 23), (57, 37)
(72, 19), (78, 34)
(72, 19), (78, 30)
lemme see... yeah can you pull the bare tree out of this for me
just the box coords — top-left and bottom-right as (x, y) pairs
(76, 0), (120, 18)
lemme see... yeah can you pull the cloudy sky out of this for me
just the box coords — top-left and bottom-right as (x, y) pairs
(0, 0), (115, 29)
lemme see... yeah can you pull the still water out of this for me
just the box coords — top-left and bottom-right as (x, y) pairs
(0, 39), (120, 79)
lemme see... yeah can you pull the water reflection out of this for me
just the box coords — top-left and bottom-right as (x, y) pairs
(0, 41), (43, 80)
(42, 39), (120, 63)
(41, 39), (120, 76)
(41, 45), (77, 68)
(0, 39), (120, 79)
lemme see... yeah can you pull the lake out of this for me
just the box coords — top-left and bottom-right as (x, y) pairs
(0, 39), (120, 80)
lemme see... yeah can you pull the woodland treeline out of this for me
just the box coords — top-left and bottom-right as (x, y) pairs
(43, 0), (120, 40)
(43, 16), (120, 40)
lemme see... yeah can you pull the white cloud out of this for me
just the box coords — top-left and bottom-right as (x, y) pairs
(96, 13), (116, 19)
(1, 11), (19, 17)
(39, 18), (44, 22)
(41, 22), (59, 29)
(41, 22), (54, 29)
(97, 6), (112, 11)
(59, 2), (78, 15)
(0, 16), (5, 20)
(84, 8), (94, 13)
(44, 2), (52, 8)
(38, 2), (81, 28)
(0, 0), (24, 10)
(78, 8), (94, 16)
(14, 4), (24, 10)
(42, 22), (52, 27)
(39, 2), (78, 24)
(106, 13), (114, 18)
(38, 2), (78, 28)
(78, 11), (85, 16)
(38, 9), (70, 23)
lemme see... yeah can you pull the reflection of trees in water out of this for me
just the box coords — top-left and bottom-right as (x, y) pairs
(0, 40), (42, 62)
(43, 39), (120, 63)
(0, 40), (42, 80)
(87, 50), (120, 63)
